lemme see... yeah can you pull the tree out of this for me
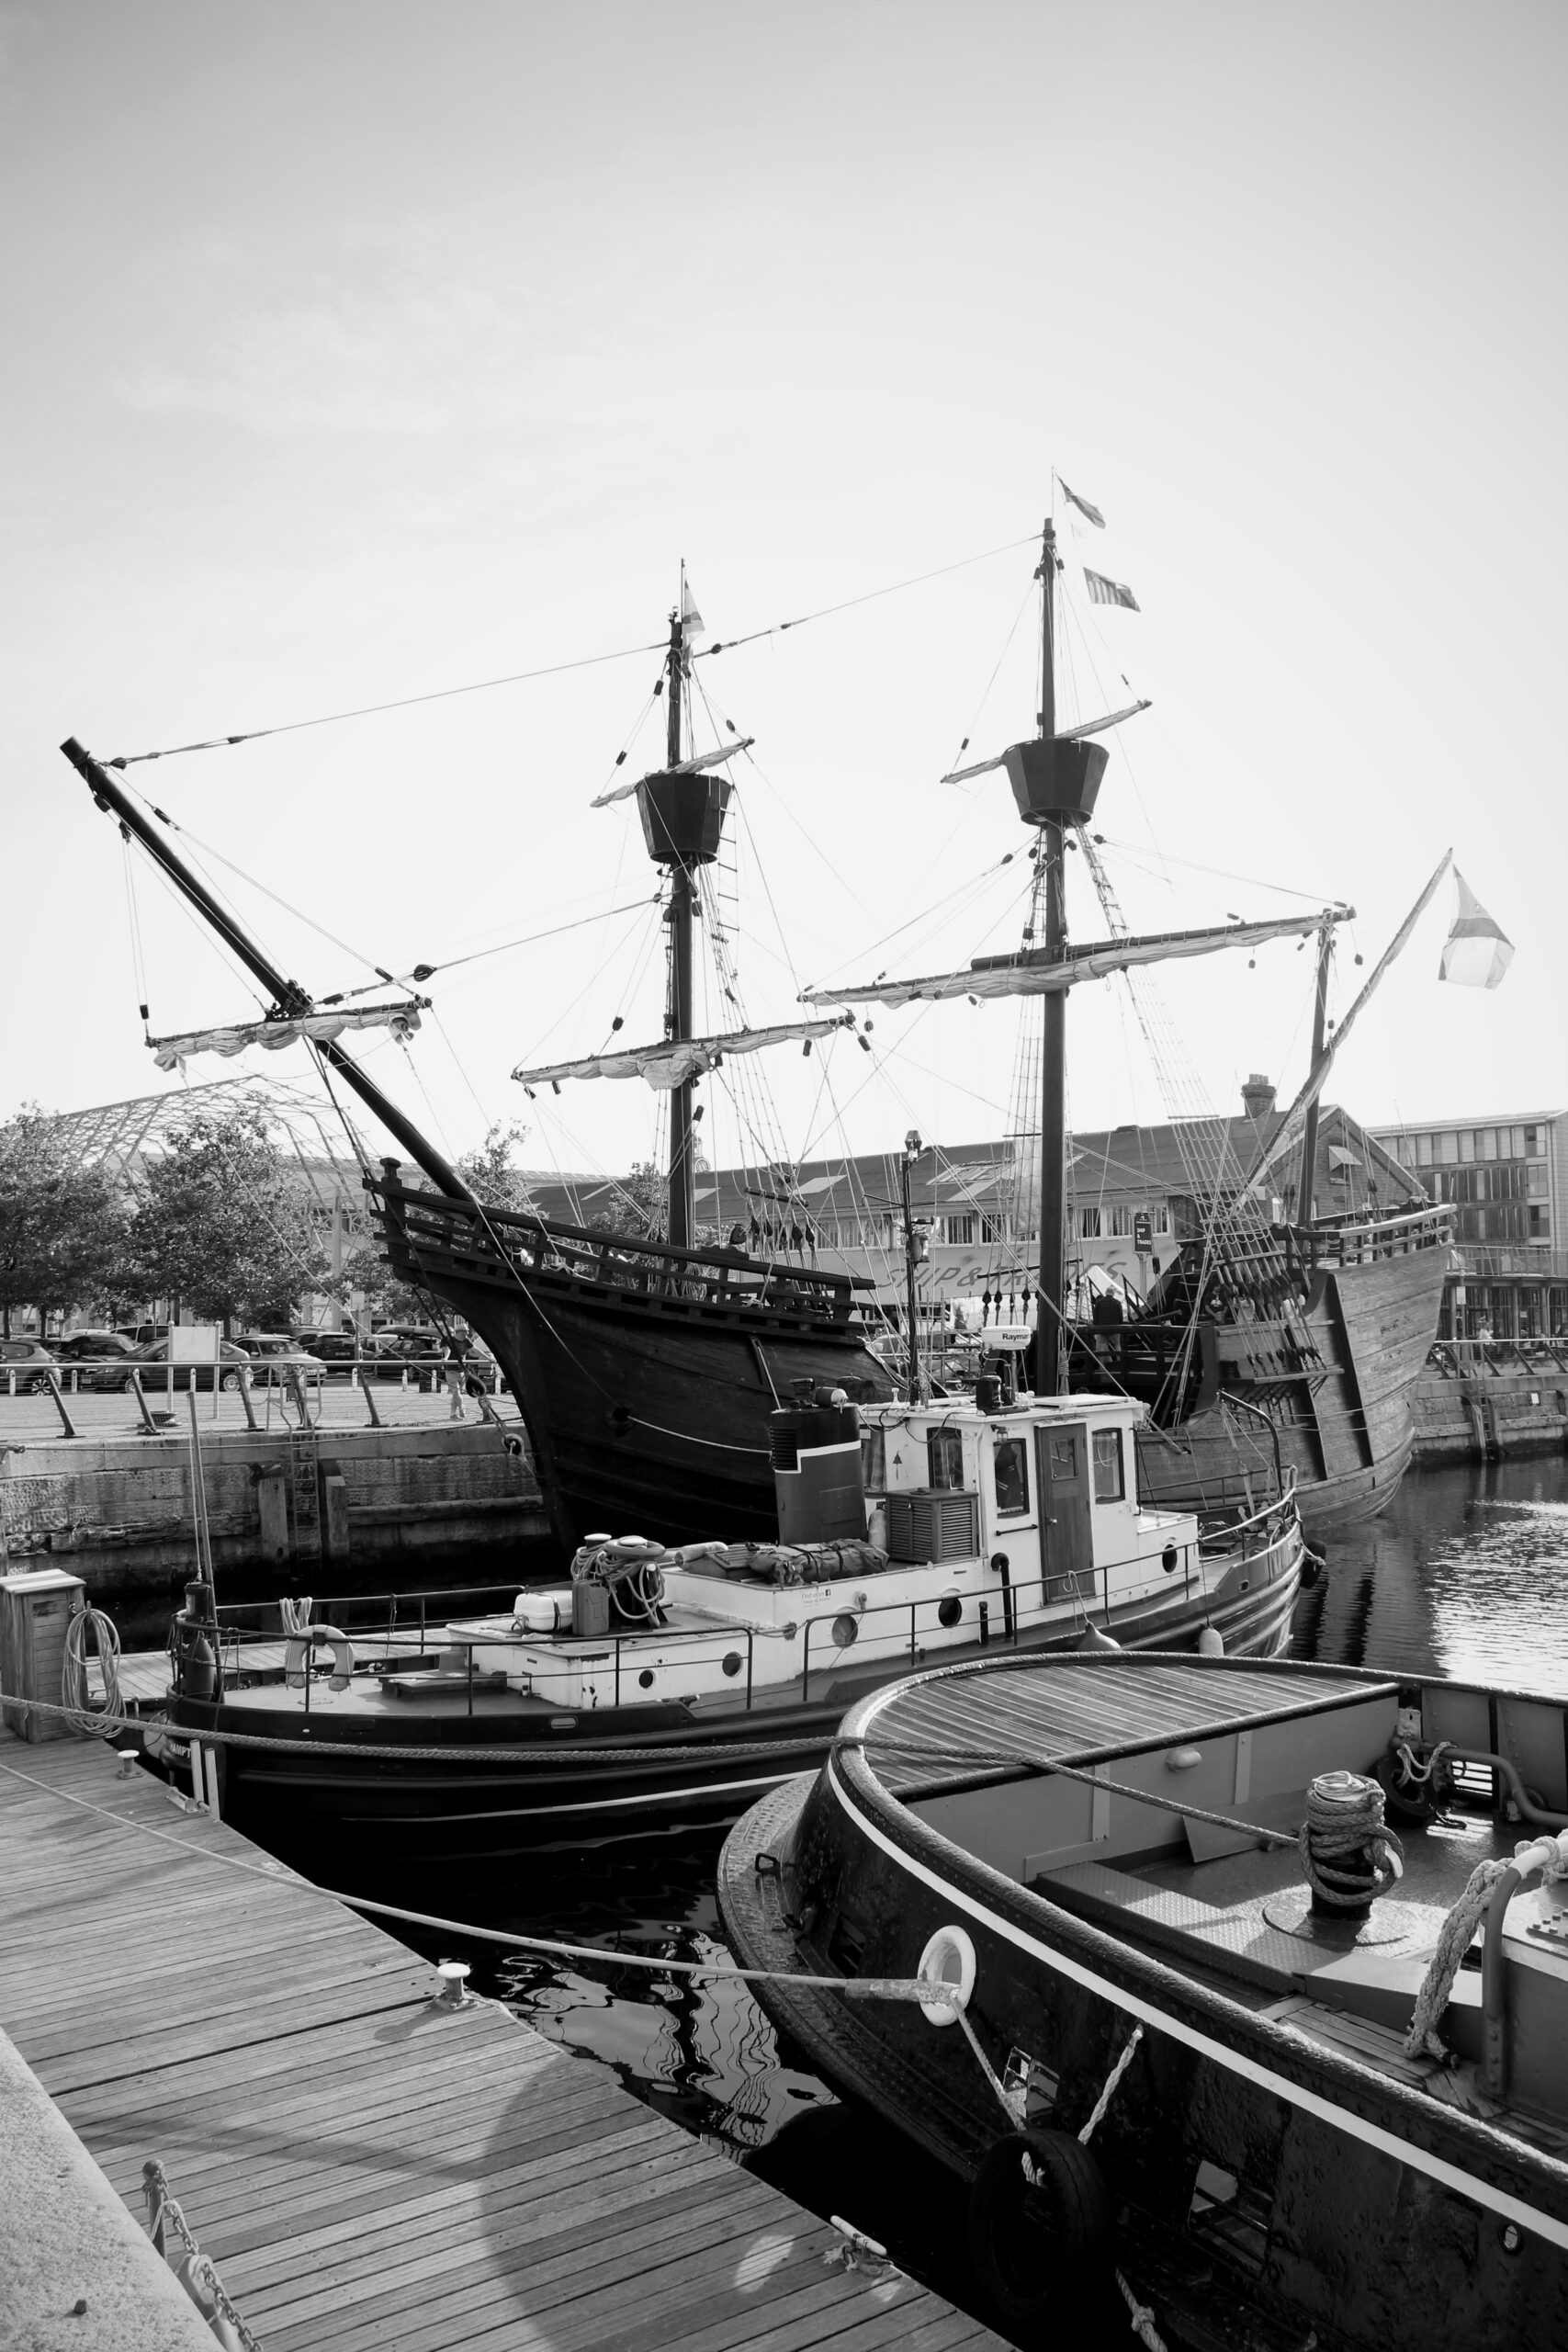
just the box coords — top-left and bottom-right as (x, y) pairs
(128, 1106), (326, 1331)
(0, 1106), (130, 1336)
(455, 1125), (536, 1215)
(588, 1159), (667, 1241)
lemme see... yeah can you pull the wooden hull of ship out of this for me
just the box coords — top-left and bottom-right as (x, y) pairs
(159, 1550), (1299, 1856)
(719, 1655), (1568, 2351)
(417, 1261), (893, 1554)
(1131, 1236), (1449, 1538)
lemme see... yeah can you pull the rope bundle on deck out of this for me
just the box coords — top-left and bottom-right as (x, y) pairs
(1298, 1771), (1404, 1910)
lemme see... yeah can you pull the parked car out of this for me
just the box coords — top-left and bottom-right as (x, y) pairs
(52, 1331), (137, 1364)
(0, 1338), (61, 1393)
(231, 1334), (322, 1385)
(79, 1339), (254, 1394)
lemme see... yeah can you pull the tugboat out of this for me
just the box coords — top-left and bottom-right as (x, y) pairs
(154, 1375), (1303, 1854)
(719, 1649), (1568, 2348)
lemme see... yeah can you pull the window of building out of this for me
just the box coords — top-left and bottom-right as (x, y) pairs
(1110, 1204), (1131, 1237)
(1482, 1128), (1499, 1162)
(1079, 1206), (1102, 1238)
(927, 1428), (964, 1490)
(993, 1436), (1029, 1516)
(1459, 1132), (1475, 1164)
(945, 1214), (976, 1246)
(1091, 1427), (1124, 1502)
(1526, 1125), (1544, 1159)
(1416, 1133), (1434, 1167)
(1530, 1205), (1552, 1240)
(980, 1213), (1004, 1244)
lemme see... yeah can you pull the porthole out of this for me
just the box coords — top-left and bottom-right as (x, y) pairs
(831, 1614), (859, 1649)
(722, 1652), (743, 1678)
(638, 1668), (655, 1689)
(938, 1597), (962, 1628)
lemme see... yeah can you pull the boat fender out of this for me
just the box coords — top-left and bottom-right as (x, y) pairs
(964, 2128), (1112, 2325)
(1075, 1621), (1120, 1654)
(916, 1925), (976, 2027)
(1197, 1625), (1224, 1657)
(284, 1626), (355, 1691)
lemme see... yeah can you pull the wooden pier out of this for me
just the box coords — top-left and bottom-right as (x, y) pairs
(0, 1729), (999, 2352)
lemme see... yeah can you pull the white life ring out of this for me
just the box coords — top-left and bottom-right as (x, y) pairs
(917, 1923), (977, 2027)
(285, 1625), (355, 1691)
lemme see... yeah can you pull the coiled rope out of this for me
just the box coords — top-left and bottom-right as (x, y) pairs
(60, 1607), (123, 1737)
(1297, 1773), (1404, 1910)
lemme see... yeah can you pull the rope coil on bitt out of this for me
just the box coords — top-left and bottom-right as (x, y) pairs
(1299, 1770), (1404, 1917)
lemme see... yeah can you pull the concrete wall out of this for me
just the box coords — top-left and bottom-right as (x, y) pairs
(1409, 1363), (1568, 1462)
(0, 1422), (551, 1610)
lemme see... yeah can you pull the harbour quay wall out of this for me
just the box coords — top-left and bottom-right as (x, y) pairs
(0, 1420), (552, 1614)
(1409, 1353), (1568, 1462)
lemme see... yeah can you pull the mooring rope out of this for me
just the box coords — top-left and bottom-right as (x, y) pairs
(1297, 1775), (1404, 1910)
(0, 1753), (959, 2014)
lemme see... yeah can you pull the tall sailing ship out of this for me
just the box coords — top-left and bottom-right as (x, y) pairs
(62, 501), (1450, 1550)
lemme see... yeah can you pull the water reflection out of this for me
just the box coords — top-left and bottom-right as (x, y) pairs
(1293, 1453), (1568, 1696)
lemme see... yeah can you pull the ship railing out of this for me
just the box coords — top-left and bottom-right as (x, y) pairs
(367, 1167), (871, 1317)
(195, 1492), (1301, 1713)
(1304, 1203), (1452, 1264)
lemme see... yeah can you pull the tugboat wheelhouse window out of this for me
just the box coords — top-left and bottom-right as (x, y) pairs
(993, 1437), (1029, 1516)
(927, 1428), (964, 1489)
(1091, 1426), (1125, 1502)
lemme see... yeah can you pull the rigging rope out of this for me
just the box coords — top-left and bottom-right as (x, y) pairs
(106, 535), (1037, 770)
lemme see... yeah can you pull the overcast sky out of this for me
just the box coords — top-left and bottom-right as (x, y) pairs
(4, 3), (1562, 1186)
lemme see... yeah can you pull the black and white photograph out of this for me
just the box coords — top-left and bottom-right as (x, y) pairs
(2, 7), (1565, 2347)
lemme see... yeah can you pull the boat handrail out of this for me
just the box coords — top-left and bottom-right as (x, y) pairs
(368, 1168), (874, 1294)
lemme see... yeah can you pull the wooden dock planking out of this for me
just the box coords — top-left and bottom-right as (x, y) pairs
(0, 1731), (1003, 2352)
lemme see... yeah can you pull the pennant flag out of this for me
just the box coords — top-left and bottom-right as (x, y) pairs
(681, 580), (705, 641)
(1439, 870), (1514, 989)
(1085, 568), (1140, 611)
(1059, 480), (1106, 528)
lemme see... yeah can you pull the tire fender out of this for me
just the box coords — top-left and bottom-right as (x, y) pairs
(965, 2127), (1111, 2325)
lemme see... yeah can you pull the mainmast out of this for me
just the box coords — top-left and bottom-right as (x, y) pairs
(635, 579), (733, 1254)
(663, 602), (696, 1250)
(1036, 520), (1067, 1390)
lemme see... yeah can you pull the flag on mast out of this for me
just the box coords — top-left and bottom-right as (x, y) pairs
(1084, 568), (1140, 611)
(1059, 480), (1106, 528)
(1439, 871), (1514, 989)
(681, 578), (705, 642)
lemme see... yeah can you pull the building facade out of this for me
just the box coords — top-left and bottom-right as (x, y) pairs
(1371, 1112), (1568, 1263)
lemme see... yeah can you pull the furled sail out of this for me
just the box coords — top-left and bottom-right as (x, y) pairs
(592, 739), (755, 809)
(150, 999), (425, 1072)
(801, 911), (1337, 1010)
(513, 1012), (854, 1092)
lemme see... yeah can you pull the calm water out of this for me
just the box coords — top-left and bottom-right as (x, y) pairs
(302, 1453), (1568, 2330)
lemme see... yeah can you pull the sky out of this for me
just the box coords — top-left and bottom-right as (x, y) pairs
(3, 2), (1564, 1189)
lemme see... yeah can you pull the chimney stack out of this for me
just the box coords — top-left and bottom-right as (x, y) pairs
(1242, 1073), (1276, 1121)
